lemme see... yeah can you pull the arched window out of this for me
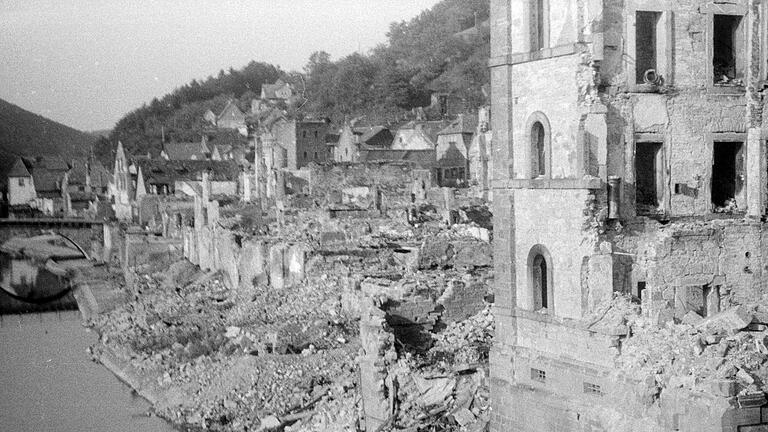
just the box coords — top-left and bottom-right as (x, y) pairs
(532, 121), (546, 177)
(527, 245), (553, 313)
(526, 112), (551, 178)
(532, 254), (548, 309)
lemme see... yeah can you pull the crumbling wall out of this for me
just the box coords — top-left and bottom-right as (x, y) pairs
(182, 223), (309, 291)
(613, 218), (768, 322)
(301, 162), (417, 209)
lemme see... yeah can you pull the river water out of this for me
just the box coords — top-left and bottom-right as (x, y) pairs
(0, 311), (178, 432)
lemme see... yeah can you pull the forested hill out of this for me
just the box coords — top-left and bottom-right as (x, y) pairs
(109, 0), (489, 158)
(0, 98), (97, 188)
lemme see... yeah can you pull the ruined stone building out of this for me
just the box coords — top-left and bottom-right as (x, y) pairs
(489, 0), (768, 430)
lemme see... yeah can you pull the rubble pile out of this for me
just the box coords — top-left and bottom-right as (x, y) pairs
(602, 294), (768, 403)
(94, 265), (361, 431)
(386, 306), (494, 431)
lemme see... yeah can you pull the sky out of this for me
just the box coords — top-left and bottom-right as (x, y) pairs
(0, 0), (440, 132)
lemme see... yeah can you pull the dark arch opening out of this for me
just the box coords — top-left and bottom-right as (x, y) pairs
(532, 121), (546, 177)
(533, 254), (548, 310)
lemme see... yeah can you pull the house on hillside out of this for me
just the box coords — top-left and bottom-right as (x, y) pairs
(269, 118), (333, 170)
(391, 120), (448, 151)
(161, 137), (211, 161)
(334, 123), (393, 163)
(215, 100), (247, 136)
(66, 156), (112, 219)
(7, 158), (36, 207)
(435, 114), (476, 187)
(6, 156), (70, 217)
(202, 100), (248, 136)
(261, 79), (294, 103)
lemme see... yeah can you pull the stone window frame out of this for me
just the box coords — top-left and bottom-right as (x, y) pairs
(632, 132), (669, 218)
(525, 111), (552, 179)
(707, 132), (748, 213)
(701, 3), (749, 92)
(526, 244), (554, 315)
(625, 4), (673, 92)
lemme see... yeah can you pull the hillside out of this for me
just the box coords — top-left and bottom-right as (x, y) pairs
(0, 98), (97, 189)
(111, 0), (489, 158)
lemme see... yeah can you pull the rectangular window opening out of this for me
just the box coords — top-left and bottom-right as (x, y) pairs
(712, 141), (744, 211)
(531, 368), (547, 383)
(635, 281), (646, 301)
(635, 142), (663, 215)
(636, 11), (661, 84)
(713, 14), (745, 85)
(583, 382), (603, 395)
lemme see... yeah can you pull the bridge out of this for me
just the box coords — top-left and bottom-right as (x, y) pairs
(0, 218), (108, 263)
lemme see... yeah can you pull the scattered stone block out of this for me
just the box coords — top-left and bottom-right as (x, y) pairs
(696, 306), (753, 332)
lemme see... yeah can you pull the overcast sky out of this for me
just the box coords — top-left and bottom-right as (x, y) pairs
(0, 0), (440, 131)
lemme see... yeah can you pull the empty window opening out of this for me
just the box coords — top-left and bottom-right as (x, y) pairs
(531, 0), (545, 51)
(18, 178), (24, 187)
(702, 284), (720, 317)
(713, 15), (745, 84)
(532, 254), (549, 311)
(583, 382), (603, 395)
(532, 121), (546, 177)
(711, 141), (744, 211)
(635, 142), (663, 214)
(635, 281), (646, 301)
(635, 11), (661, 84)
(303, 151), (308, 159)
(531, 368), (547, 383)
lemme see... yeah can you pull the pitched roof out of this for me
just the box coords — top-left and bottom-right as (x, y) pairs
(217, 100), (245, 120)
(361, 149), (436, 168)
(163, 142), (208, 161)
(135, 160), (239, 185)
(438, 115), (478, 136)
(359, 126), (392, 146)
(261, 79), (292, 99)
(8, 158), (31, 177)
(89, 160), (111, 189)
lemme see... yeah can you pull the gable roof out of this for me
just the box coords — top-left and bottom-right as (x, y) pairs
(217, 100), (245, 121)
(135, 159), (239, 186)
(359, 126), (392, 146)
(8, 158), (31, 177)
(163, 142), (209, 161)
(261, 79), (292, 100)
(438, 115), (478, 136)
(361, 149), (436, 169)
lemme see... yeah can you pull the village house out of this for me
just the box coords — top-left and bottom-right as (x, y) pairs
(267, 117), (332, 170)
(435, 114), (476, 187)
(203, 100), (247, 136)
(6, 156), (70, 217)
(111, 138), (240, 223)
(161, 137), (211, 161)
(334, 122), (393, 163)
(489, 0), (768, 431)
(390, 120), (448, 151)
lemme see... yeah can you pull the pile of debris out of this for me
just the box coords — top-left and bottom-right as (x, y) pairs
(611, 295), (768, 404)
(387, 306), (494, 431)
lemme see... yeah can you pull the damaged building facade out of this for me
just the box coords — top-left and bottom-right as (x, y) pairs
(490, 0), (768, 431)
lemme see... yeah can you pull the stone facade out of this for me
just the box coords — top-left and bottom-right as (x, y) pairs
(490, 0), (768, 430)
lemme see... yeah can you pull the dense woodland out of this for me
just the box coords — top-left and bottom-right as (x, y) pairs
(108, 0), (490, 159)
